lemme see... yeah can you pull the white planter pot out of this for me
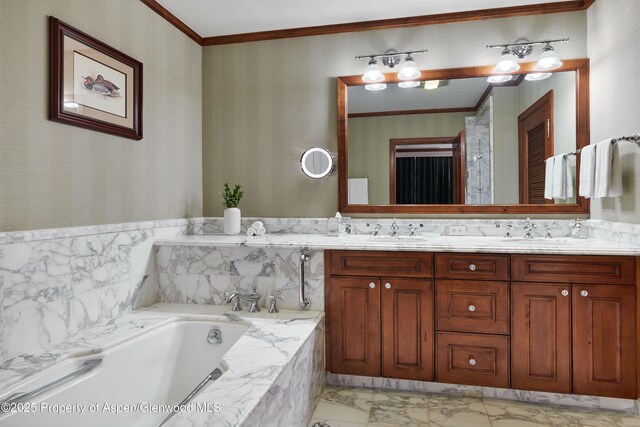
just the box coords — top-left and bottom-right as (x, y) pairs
(224, 208), (241, 235)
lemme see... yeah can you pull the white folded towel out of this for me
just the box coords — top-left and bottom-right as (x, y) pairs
(552, 155), (566, 199)
(246, 227), (257, 236)
(348, 178), (369, 204)
(594, 139), (623, 198)
(251, 221), (264, 230)
(565, 155), (574, 199)
(578, 144), (596, 198)
(544, 157), (555, 200)
(255, 226), (266, 236)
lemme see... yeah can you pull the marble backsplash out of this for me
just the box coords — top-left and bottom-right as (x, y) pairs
(155, 245), (325, 311)
(0, 218), (203, 361)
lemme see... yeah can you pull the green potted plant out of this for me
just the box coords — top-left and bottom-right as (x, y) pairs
(222, 183), (244, 235)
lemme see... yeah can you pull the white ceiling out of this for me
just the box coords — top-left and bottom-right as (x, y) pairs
(155, 0), (571, 37)
(348, 77), (490, 114)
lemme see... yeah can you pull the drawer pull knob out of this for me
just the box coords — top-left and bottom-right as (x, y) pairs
(468, 305), (476, 312)
(561, 290), (569, 297)
(369, 282), (376, 289)
(468, 358), (477, 366)
(468, 264), (477, 271)
(384, 283), (391, 289)
(580, 290), (588, 297)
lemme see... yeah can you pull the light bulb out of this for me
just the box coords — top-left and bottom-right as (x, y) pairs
(535, 45), (563, 70)
(397, 55), (421, 80)
(362, 58), (385, 83)
(365, 83), (387, 91)
(494, 48), (520, 73)
(487, 75), (513, 83)
(525, 72), (552, 81)
(423, 80), (440, 90)
(398, 81), (420, 89)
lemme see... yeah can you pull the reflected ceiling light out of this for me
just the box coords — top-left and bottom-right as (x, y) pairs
(525, 72), (552, 81)
(361, 58), (385, 83)
(356, 48), (427, 84)
(365, 83), (387, 91)
(63, 102), (79, 109)
(397, 55), (421, 80)
(494, 48), (521, 73)
(398, 81), (420, 89)
(487, 37), (568, 77)
(487, 75), (513, 83)
(423, 80), (441, 90)
(535, 44), (563, 70)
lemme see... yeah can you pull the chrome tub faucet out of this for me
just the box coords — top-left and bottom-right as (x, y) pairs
(226, 286), (261, 312)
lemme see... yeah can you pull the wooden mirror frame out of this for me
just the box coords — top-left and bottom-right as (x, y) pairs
(337, 58), (590, 214)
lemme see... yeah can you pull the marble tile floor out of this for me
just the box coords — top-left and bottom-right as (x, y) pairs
(308, 385), (640, 427)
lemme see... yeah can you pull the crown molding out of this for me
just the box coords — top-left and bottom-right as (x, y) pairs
(141, 0), (595, 47)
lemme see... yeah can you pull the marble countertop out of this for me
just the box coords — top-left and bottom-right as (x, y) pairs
(155, 233), (640, 256)
(0, 304), (323, 427)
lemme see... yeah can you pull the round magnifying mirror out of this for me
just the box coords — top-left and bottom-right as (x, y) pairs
(300, 147), (335, 179)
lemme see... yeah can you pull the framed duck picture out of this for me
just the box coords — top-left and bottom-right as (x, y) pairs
(49, 17), (143, 140)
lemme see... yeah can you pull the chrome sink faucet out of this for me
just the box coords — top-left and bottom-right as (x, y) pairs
(226, 286), (261, 312)
(521, 217), (537, 239)
(373, 223), (382, 236)
(409, 224), (416, 236)
(390, 219), (399, 238)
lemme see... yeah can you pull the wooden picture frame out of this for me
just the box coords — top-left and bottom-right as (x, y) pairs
(49, 17), (143, 140)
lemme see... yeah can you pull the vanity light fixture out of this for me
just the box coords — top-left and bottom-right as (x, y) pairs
(365, 83), (387, 91)
(487, 75), (513, 83)
(356, 48), (427, 90)
(398, 81), (420, 89)
(524, 72), (552, 81)
(487, 37), (569, 77)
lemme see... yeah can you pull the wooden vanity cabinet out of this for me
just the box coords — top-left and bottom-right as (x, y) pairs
(511, 255), (637, 399)
(326, 251), (434, 381)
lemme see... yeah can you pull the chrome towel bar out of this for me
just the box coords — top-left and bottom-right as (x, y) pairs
(299, 249), (311, 309)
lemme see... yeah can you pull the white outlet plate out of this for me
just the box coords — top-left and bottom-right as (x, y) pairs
(448, 225), (466, 235)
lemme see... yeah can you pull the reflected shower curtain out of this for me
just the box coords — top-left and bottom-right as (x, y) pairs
(396, 157), (454, 204)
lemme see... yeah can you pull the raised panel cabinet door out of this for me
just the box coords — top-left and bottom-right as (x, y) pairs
(572, 284), (637, 398)
(381, 278), (434, 381)
(511, 283), (571, 393)
(330, 276), (381, 376)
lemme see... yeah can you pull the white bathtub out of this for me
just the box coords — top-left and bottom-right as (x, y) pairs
(0, 319), (248, 427)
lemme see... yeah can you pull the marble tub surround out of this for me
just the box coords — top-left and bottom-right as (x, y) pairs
(155, 245), (325, 310)
(1, 304), (324, 427)
(325, 374), (638, 414)
(0, 218), (203, 361)
(310, 385), (640, 427)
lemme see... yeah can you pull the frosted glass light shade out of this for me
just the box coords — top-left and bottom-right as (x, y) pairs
(494, 51), (520, 73)
(525, 72), (552, 81)
(365, 83), (387, 91)
(487, 75), (513, 83)
(535, 48), (563, 70)
(397, 59), (420, 80)
(398, 81), (420, 88)
(362, 62), (385, 83)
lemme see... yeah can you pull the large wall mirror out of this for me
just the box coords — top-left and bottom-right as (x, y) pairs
(338, 59), (590, 214)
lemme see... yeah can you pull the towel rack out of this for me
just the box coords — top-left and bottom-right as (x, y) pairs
(566, 133), (640, 156)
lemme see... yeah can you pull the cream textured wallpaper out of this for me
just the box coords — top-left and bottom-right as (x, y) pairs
(0, 0), (203, 231)
(588, 0), (640, 223)
(348, 113), (469, 205)
(201, 11), (588, 217)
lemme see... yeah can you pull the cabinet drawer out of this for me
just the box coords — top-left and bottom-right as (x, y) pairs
(512, 255), (636, 285)
(436, 253), (509, 281)
(436, 280), (509, 334)
(436, 332), (510, 388)
(328, 251), (433, 278)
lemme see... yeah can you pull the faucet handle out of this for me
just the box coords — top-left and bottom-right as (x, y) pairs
(267, 295), (280, 313)
(230, 296), (242, 311)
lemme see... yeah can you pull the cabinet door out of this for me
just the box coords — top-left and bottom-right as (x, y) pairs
(381, 278), (434, 381)
(511, 283), (571, 393)
(329, 276), (381, 376)
(573, 284), (637, 398)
